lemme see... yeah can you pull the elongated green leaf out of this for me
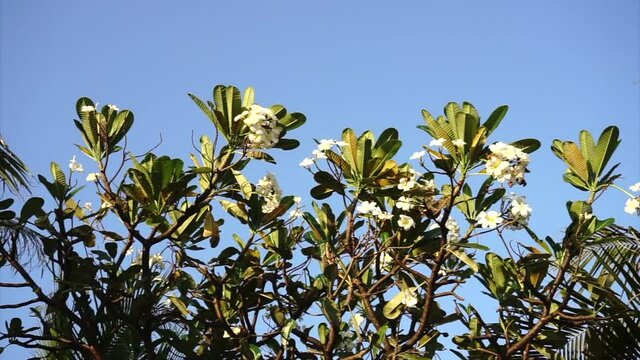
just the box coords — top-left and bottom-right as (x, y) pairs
(592, 126), (620, 178)
(483, 105), (508, 136)
(562, 141), (589, 181)
(242, 86), (255, 107)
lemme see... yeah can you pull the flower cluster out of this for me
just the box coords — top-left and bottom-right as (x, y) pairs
(356, 200), (393, 222)
(625, 182), (640, 215)
(445, 218), (460, 242)
(506, 194), (533, 229)
(485, 142), (530, 185)
(234, 104), (282, 149)
(299, 138), (347, 168)
(255, 173), (282, 214)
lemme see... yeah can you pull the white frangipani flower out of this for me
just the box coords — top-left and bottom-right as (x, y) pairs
(410, 151), (426, 160)
(69, 155), (84, 173)
(317, 139), (336, 151)
(396, 196), (414, 211)
(335, 140), (348, 147)
(630, 182), (640, 192)
(83, 202), (92, 212)
(624, 198), (640, 215)
(422, 179), (436, 192)
(255, 173), (283, 214)
(397, 214), (415, 231)
(445, 218), (460, 242)
(299, 157), (315, 168)
(511, 198), (532, 218)
(150, 253), (164, 269)
(399, 288), (418, 308)
(234, 104), (281, 149)
(377, 211), (393, 221)
(357, 201), (381, 216)
(107, 104), (119, 111)
(312, 149), (327, 159)
(86, 172), (99, 182)
(476, 210), (503, 229)
(379, 251), (393, 271)
(485, 142), (530, 185)
(429, 138), (445, 147)
(397, 177), (416, 191)
(452, 139), (466, 147)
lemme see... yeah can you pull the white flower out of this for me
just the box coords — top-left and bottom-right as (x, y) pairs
(256, 173), (283, 214)
(299, 157), (315, 168)
(511, 198), (532, 218)
(624, 198), (640, 215)
(377, 211), (393, 221)
(335, 141), (348, 147)
(317, 139), (336, 151)
(293, 196), (302, 204)
(399, 288), (418, 308)
(150, 253), (164, 269)
(452, 139), (466, 147)
(350, 313), (365, 329)
(69, 155), (84, 173)
(83, 202), (92, 212)
(476, 211), (503, 229)
(125, 246), (134, 256)
(486, 142), (530, 185)
(235, 104), (281, 149)
(630, 182), (640, 192)
(379, 251), (393, 271)
(410, 151), (426, 160)
(397, 177), (416, 191)
(357, 201), (381, 216)
(312, 149), (327, 159)
(80, 105), (95, 113)
(107, 104), (119, 111)
(396, 196), (414, 211)
(397, 215), (415, 231)
(485, 155), (510, 180)
(422, 179), (436, 191)
(429, 138), (445, 147)
(445, 218), (460, 242)
(86, 172), (99, 182)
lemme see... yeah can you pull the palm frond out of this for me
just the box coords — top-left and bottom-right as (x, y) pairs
(0, 137), (31, 194)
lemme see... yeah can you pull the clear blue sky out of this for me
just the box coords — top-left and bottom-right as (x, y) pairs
(1, 1), (639, 357)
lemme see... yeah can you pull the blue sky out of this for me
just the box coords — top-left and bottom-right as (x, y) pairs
(1, 1), (639, 357)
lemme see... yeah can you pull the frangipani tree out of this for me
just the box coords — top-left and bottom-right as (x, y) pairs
(0, 84), (638, 359)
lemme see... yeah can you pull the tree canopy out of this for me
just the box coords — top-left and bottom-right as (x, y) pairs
(1, 85), (639, 359)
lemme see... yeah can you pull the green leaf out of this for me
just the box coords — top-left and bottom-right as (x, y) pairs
(449, 249), (479, 272)
(592, 126), (620, 179)
(483, 105), (508, 136)
(383, 288), (416, 319)
(562, 141), (589, 181)
(242, 86), (255, 107)
(50, 162), (66, 187)
(320, 299), (341, 326)
(169, 297), (190, 316)
(511, 138), (541, 154)
(486, 253), (507, 294)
